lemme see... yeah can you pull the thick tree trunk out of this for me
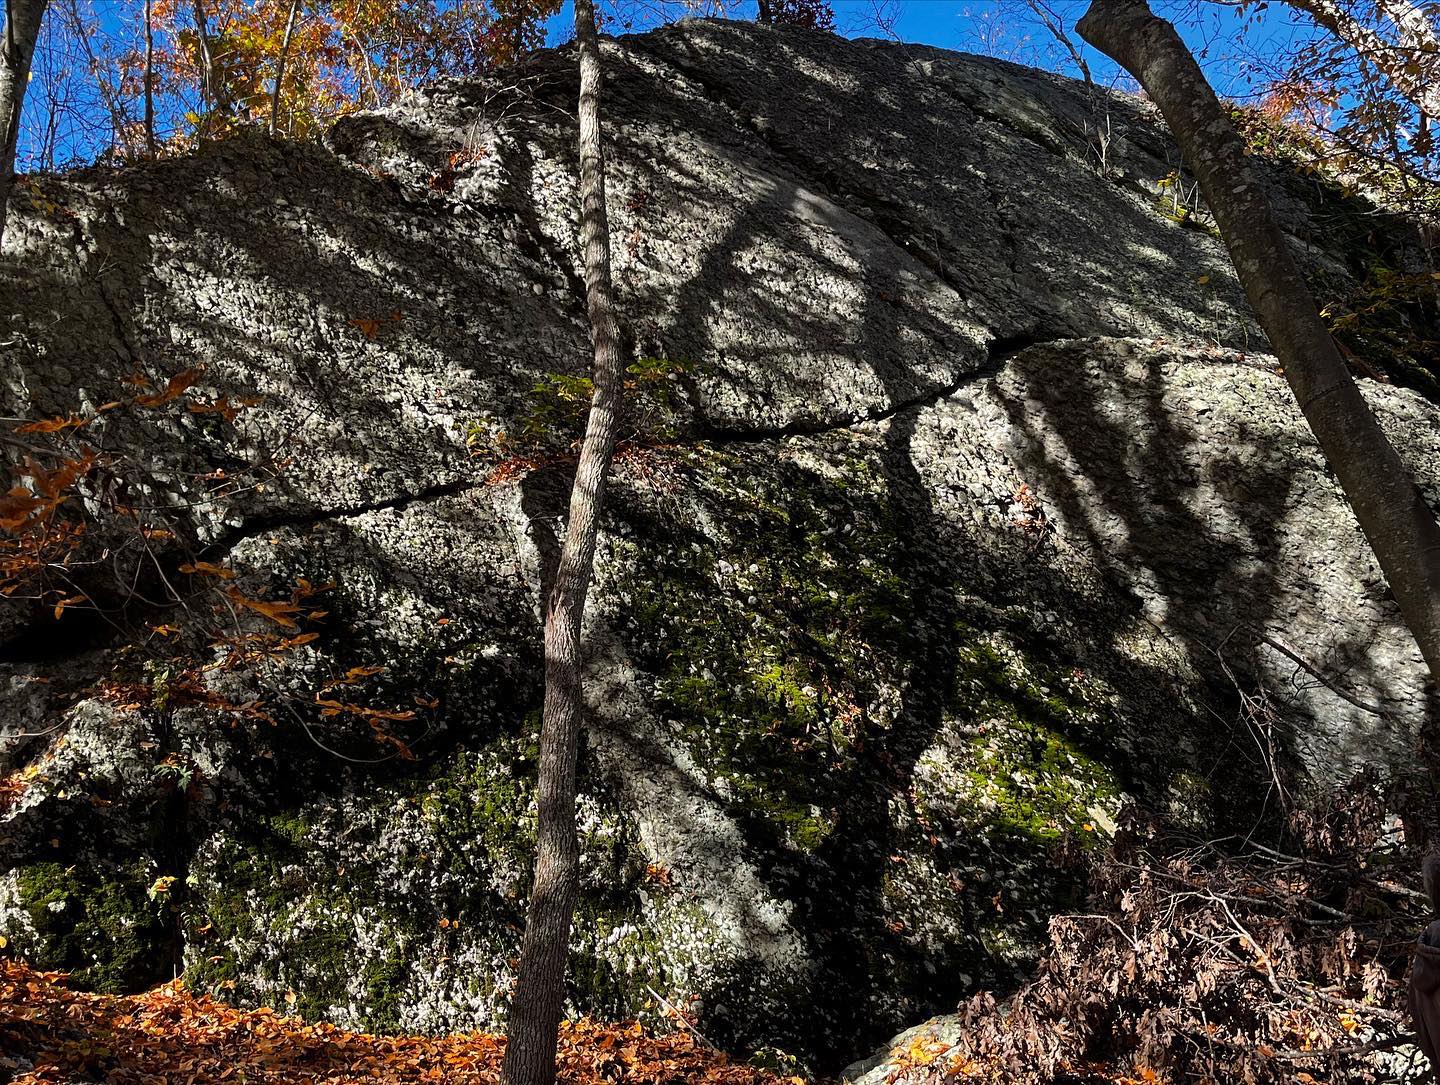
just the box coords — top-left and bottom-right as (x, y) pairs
(1077, 0), (1440, 684)
(270, 0), (299, 138)
(498, 2), (624, 1085)
(0, 0), (46, 249)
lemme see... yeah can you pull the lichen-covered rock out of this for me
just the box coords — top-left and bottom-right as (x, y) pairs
(2, 17), (1438, 1073)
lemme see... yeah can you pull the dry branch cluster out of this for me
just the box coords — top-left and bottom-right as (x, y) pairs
(926, 784), (1427, 1085)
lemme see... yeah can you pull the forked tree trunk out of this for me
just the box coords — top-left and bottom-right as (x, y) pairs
(0, 0), (47, 249)
(1077, 0), (1440, 684)
(498, 1), (625, 1084)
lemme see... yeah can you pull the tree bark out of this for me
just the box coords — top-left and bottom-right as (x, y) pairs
(0, 0), (46, 250)
(270, 0), (299, 138)
(144, 0), (156, 155)
(498, 1), (624, 1085)
(1077, 0), (1440, 684)
(190, 0), (232, 120)
(1279, 0), (1440, 122)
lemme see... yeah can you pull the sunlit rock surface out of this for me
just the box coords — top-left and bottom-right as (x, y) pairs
(2, 18), (1438, 1070)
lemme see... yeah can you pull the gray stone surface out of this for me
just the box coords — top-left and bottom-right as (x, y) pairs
(1, 16), (1437, 1071)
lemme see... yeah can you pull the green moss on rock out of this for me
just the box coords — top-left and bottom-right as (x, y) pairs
(619, 447), (921, 854)
(16, 860), (171, 991)
(603, 441), (1135, 1054)
(184, 734), (645, 1035)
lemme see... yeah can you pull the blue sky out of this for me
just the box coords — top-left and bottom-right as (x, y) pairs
(22, 0), (1320, 170)
(546, 0), (1320, 100)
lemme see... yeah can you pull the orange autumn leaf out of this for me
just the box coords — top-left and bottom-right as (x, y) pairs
(366, 708), (416, 722)
(277, 631), (321, 649)
(323, 664), (385, 689)
(187, 395), (242, 421)
(135, 367), (202, 408)
(52, 594), (86, 619)
(225, 589), (302, 628)
(24, 451), (97, 501)
(180, 561), (237, 579)
(15, 413), (91, 434)
(0, 487), (43, 531)
(188, 394), (260, 421)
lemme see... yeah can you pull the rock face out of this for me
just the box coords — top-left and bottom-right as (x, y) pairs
(2, 18), (1438, 1071)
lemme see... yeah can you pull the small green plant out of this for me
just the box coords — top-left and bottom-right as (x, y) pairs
(145, 662), (174, 715)
(151, 753), (196, 792)
(748, 1045), (803, 1075)
(522, 372), (597, 441)
(1154, 170), (1220, 237)
(465, 355), (700, 466)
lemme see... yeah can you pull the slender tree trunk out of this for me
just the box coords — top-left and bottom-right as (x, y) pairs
(0, 0), (46, 250)
(190, 0), (231, 119)
(498, 2), (624, 1085)
(1077, 0), (1440, 684)
(1279, 0), (1440, 120)
(758, 0), (775, 22)
(60, 0), (125, 158)
(144, 0), (155, 156)
(338, 19), (380, 108)
(270, 0), (299, 138)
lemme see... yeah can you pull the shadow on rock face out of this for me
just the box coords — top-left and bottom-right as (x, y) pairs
(2, 16), (1439, 1075)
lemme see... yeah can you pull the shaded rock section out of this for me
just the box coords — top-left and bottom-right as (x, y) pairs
(1, 17), (1438, 1072)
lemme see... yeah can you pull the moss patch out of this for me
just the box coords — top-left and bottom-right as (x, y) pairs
(16, 860), (172, 991)
(185, 733), (646, 1034)
(941, 632), (1121, 843)
(617, 445), (1121, 855)
(605, 440), (1132, 1057)
(616, 447), (918, 854)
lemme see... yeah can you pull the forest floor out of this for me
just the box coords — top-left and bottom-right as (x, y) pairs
(0, 959), (1202, 1085)
(0, 962), (793, 1085)
(0, 787), (1426, 1085)
(0, 934), (1414, 1085)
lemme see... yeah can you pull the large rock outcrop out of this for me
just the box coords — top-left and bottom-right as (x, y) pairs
(2, 18), (1438, 1070)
